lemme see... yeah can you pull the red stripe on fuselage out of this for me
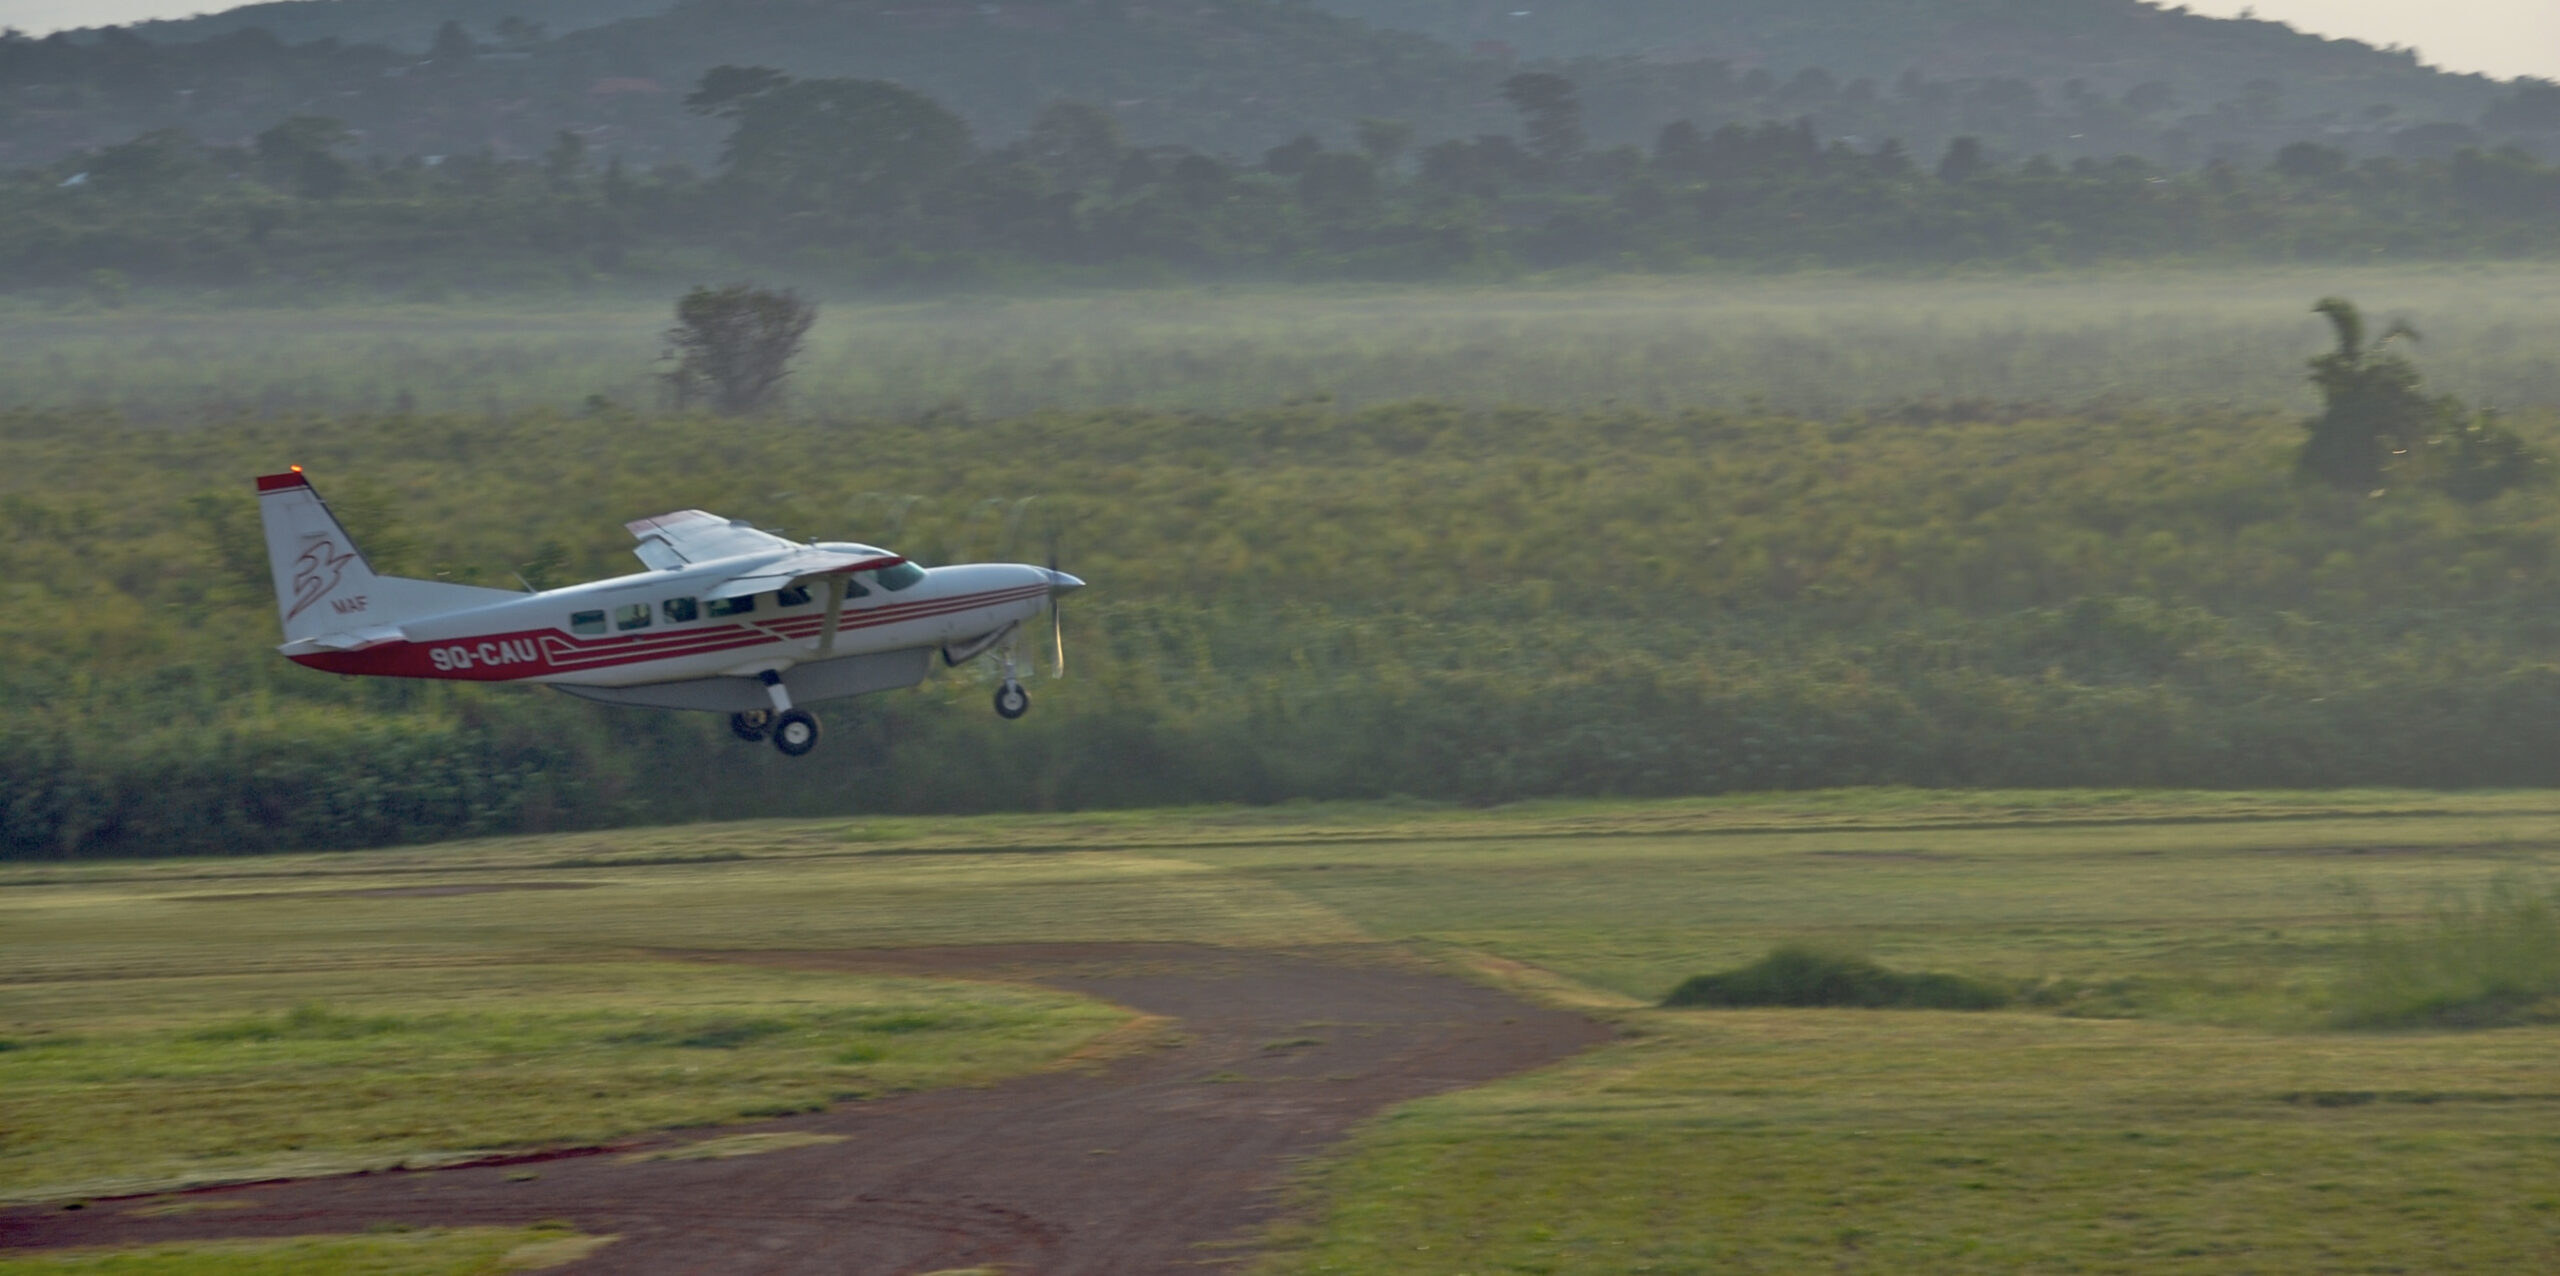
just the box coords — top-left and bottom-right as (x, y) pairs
(286, 585), (1049, 681)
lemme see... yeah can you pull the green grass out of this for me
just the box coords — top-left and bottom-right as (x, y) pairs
(2331, 875), (2560, 1028)
(0, 962), (1122, 1202)
(1260, 1010), (2560, 1274)
(8, 791), (2560, 1270)
(1177, 791), (2560, 1017)
(0, 1228), (609, 1274)
(8, 268), (2559, 423)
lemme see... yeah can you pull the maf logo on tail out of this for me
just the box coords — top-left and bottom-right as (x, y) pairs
(287, 539), (357, 621)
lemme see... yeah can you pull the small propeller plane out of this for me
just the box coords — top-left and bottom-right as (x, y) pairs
(256, 468), (1081, 755)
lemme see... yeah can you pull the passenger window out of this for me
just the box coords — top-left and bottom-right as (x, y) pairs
(776, 585), (812, 607)
(614, 603), (652, 631)
(875, 561), (925, 592)
(707, 596), (754, 617)
(663, 597), (699, 624)
(570, 609), (606, 636)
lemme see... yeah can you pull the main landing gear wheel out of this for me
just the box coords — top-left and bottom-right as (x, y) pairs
(771, 709), (820, 757)
(994, 681), (1030, 720)
(730, 709), (774, 743)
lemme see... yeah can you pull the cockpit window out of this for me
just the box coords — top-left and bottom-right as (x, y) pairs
(707, 596), (754, 617)
(663, 597), (699, 624)
(875, 561), (925, 592)
(776, 585), (812, 607)
(570, 609), (606, 636)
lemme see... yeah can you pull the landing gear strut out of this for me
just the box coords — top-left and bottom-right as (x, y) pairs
(993, 645), (1029, 720)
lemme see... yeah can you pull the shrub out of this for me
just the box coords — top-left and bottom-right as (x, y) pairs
(1661, 945), (2012, 1010)
(2331, 876), (2560, 1028)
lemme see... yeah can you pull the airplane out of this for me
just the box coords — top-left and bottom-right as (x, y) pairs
(255, 467), (1082, 756)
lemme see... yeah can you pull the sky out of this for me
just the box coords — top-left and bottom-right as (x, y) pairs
(0, 0), (2554, 82)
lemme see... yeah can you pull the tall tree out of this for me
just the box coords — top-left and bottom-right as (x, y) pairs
(716, 77), (973, 215)
(253, 115), (352, 200)
(2299, 297), (2429, 491)
(1021, 101), (1124, 193)
(1501, 72), (1584, 171)
(661, 284), (818, 415)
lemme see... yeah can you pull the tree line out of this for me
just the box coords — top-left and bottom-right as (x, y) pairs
(7, 67), (2560, 297)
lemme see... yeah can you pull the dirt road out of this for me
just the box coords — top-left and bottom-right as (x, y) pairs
(1, 944), (1607, 1273)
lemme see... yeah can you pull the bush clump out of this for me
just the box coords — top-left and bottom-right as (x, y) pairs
(1662, 945), (2012, 1011)
(2331, 877), (2560, 1029)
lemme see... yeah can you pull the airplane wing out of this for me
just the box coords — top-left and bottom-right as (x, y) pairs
(627, 509), (903, 601)
(701, 547), (907, 601)
(625, 509), (797, 570)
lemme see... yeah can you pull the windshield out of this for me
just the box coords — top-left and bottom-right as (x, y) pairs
(874, 562), (926, 592)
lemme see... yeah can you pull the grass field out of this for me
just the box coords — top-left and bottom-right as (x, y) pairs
(7, 268), (2560, 423)
(0, 1227), (609, 1274)
(6, 791), (2558, 1269)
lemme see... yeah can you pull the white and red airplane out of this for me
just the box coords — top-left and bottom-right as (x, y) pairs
(256, 467), (1081, 755)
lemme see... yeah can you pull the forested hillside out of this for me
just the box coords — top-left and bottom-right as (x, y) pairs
(118, 0), (670, 48)
(12, 0), (2556, 178)
(1324, 0), (2505, 118)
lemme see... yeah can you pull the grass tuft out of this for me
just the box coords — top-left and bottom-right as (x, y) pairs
(1661, 945), (2012, 1011)
(2331, 876), (2560, 1029)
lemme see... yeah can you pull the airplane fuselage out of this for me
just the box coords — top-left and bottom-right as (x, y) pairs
(285, 552), (1054, 690)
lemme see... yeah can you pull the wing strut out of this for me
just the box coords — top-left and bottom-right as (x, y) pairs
(818, 575), (847, 655)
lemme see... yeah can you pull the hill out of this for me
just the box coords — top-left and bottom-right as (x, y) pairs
(111, 0), (673, 49)
(12, 0), (2551, 176)
(1324, 0), (2504, 115)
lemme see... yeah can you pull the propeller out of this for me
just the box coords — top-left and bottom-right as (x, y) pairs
(1046, 528), (1067, 678)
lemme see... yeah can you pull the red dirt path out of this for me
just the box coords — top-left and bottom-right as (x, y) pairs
(1, 944), (1608, 1273)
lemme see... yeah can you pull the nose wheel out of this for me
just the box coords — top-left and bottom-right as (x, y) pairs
(994, 681), (1029, 720)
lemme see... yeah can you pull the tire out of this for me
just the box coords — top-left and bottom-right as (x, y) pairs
(730, 709), (773, 743)
(771, 709), (820, 756)
(994, 682), (1030, 720)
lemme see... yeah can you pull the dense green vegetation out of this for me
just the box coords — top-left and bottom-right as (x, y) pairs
(1661, 944), (2012, 1010)
(2332, 876), (2560, 1027)
(9, 794), (2557, 1266)
(10, 60), (2560, 294)
(6, 332), (2560, 855)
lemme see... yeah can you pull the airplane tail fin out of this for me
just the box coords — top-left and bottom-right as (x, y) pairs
(257, 468), (389, 642)
(256, 469), (518, 643)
